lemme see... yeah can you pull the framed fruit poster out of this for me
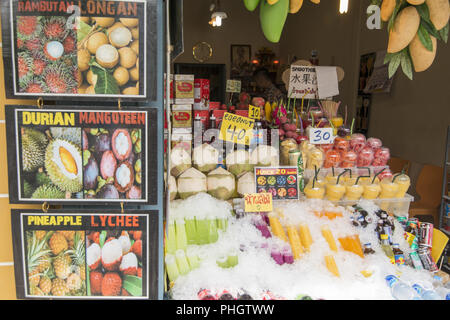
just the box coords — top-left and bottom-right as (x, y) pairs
(11, 210), (159, 299)
(1, 0), (159, 101)
(5, 105), (159, 204)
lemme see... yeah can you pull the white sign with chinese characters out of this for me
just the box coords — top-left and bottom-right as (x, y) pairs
(288, 65), (318, 99)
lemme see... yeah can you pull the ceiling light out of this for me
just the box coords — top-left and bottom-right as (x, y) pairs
(339, 0), (349, 14)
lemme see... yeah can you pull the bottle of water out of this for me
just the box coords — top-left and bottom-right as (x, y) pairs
(412, 284), (442, 300)
(385, 275), (419, 300)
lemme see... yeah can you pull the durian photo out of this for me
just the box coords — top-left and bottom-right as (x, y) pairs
(20, 127), (83, 200)
(26, 230), (87, 297)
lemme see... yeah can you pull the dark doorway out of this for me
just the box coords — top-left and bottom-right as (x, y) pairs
(174, 63), (226, 103)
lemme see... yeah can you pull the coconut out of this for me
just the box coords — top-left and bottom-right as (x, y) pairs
(207, 167), (236, 200)
(226, 150), (253, 177)
(237, 172), (256, 197)
(177, 167), (207, 199)
(170, 147), (191, 177)
(169, 175), (178, 200)
(250, 145), (279, 167)
(193, 143), (219, 173)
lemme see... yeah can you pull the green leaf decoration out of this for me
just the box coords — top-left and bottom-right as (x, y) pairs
(89, 64), (120, 95)
(400, 49), (413, 80)
(415, 3), (431, 22)
(384, 52), (398, 64)
(388, 53), (402, 78)
(77, 20), (93, 43)
(99, 231), (107, 248)
(439, 23), (449, 44)
(388, 0), (407, 33)
(422, 19), (440, 38)
(123, 275), (143, 296)
(417, 23), (433, 51)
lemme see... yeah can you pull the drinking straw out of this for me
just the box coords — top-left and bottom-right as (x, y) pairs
(392, 165), (408, 182)
(332, 167), (335, 177)
(313, 165), (319, 189)
(336, 169), (349, 185)
(372, 167), (386, 184)
(316, 118), (323, 128)
(355, 175), (369, 185)
(301, 90), (310, 115)
(292, 96), (297, 123)
(344, 105), (348, 126)
(350, 118), (355, 135)
(311, 111), (315, 127)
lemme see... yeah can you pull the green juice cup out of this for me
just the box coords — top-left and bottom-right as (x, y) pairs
(216, 255), (229, 268)
(208, 216), (219, 244)
(166, 220), (177, 255)
(218, 217), (228, 231)
(175, 219), (188, 251)
(196, 217), (210, 245)
(175, 249), (190, 275)
(186, 246), (200, 269)
(185, 217), (198, 245)
(165, 254), (179, 282)
(227, 249), (239, 268)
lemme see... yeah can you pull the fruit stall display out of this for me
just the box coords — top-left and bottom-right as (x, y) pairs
(165, 193), (449, 300)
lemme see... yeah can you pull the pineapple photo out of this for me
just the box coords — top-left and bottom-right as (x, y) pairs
(25, 230), (86, 297)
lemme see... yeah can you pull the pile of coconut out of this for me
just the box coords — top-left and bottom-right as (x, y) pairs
(165, 143), (279, 201)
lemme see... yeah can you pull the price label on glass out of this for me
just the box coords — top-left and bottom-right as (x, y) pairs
(219, 112), (254, 145)
(249, 105), (261, 120)
(309, 128), (335, 145)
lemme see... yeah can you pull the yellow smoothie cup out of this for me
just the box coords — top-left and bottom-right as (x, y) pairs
(326, 183), (346, 201)
(393, 173), (410, 198)
(304, 183), (325, 199)
(379, 180), (400, 199)
(362, 183), (381, 200)
(345, 184), (364, 201)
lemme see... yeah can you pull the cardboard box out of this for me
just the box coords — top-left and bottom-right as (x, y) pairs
(209, 101), (221, 111)
(194, 79), (210, 110)
(172, 104), (192, 128)
(164, 74), (174, 103)
(175, 74), (194, 104)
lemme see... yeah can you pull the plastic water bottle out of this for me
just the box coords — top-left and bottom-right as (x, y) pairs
(385, 275), (419, 300)
(412, 284), (442, 300)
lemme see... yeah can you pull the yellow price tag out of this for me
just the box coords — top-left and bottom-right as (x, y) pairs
(244, 193), (273, 212)
(219, 112), (254, 145)
(249, 105), (260, 120)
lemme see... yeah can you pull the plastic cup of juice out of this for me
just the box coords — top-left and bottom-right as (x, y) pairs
(186, 246), (200, 270)
(208, 216), (219, 244)
(345, 183), (364, 201)
(304, 183), (325, 199)
(175, 219), (188, 251)
(165, 254), (179, 282)
(326, 183), (346, 201)
(196, 217), (210, 245)
(216, 255), (229, 268)
(394, 174), (410, 198)
(362, 183), (381, 200)
(175, 249), (190, 275)
(166, 220), (177, 255)
(185, 217), (198, 245)
(226, 249), (239, 268)
(379, 179), (400, 199)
